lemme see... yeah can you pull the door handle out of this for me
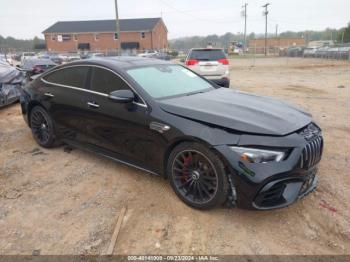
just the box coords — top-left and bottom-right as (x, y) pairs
(87, 101), (100, 109)
(44, 92), (55, 98)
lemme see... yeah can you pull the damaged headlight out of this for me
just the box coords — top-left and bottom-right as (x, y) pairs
(230, 147), (286, 163)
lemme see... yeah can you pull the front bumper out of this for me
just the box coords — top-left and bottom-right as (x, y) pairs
(252, 169), (318, 210)
(214, 133), (323, 210)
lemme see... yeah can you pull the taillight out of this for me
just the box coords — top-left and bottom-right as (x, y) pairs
(186, 59), (199, 66)
(218, 59), (229, 65)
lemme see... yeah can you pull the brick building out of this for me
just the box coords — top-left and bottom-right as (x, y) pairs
(43, 18), (168, 53)
(249, 38), (306, 54)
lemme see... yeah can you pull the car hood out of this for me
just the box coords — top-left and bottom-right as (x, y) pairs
(159, 88), (312, 136)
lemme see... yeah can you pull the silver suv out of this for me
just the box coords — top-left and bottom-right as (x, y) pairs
(184, 48), (230, 87)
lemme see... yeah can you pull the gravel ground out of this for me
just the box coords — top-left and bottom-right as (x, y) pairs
(0, 57), (349, 255)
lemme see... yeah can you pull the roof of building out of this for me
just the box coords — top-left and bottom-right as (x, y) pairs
(43, 18), (163, 34)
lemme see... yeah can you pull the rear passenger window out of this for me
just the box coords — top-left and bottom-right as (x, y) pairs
(90, 67), (130, 94)
(189, 49), (226, 61)
(44, 66), (89, 89)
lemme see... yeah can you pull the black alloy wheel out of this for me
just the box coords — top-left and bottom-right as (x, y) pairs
(30, 106), (57, 148)
(168, 143), (229, 209)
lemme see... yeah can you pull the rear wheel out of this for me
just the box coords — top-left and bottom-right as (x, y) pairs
(30, 106), (58, 148)
(168, 142), (229, 209)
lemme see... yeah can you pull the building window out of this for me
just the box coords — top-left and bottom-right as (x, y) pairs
(62, 34), (72, 42)
(51, 34), (56, 41)
(114, 33), (119, 40)
(141, 32), (145, 39)
(95, 34), (99, 41)
(73, 34), (78, 41)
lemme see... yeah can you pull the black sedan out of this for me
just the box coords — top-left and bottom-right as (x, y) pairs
(20, 57), (323, 210)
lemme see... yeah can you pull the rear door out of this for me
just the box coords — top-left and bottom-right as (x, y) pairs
(187, 49), (228, 77)
(41, 66), (92, 142)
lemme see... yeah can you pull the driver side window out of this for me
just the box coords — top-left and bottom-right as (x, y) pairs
(90, 67), (130, 94)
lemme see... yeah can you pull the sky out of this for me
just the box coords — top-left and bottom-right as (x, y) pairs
(0, 0), (349, 40)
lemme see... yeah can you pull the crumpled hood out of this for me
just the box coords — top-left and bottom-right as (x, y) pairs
(159, 88), (312, 136)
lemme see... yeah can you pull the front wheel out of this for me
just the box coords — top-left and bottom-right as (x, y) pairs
(29, 106), (58, 148)
(167, 142), (229, 210)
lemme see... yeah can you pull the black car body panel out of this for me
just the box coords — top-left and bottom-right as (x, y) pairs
(159, 88), (312, 136)
(20, 57), (323, 210)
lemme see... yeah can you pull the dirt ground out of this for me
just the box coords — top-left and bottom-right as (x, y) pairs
(0, 57), (350, 255)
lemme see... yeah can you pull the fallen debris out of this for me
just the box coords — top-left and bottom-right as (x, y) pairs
(104, 206), (127, 255)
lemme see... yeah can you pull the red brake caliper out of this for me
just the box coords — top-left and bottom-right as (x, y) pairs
(182, 155), (193, 182)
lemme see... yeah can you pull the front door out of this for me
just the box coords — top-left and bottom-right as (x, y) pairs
(82, 66), (166, 173)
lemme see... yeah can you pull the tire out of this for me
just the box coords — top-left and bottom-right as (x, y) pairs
(167, 142), (229, 210)
(29, 106), (59, 148)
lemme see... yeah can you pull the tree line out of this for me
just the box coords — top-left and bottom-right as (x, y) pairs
(0, 36), (45, 53)
(170, 24), (350, 51)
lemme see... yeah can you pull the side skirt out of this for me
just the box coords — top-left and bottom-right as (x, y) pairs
(62, 139), (161, 177)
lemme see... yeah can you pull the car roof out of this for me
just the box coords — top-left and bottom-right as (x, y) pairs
(64, 56), (171, 71)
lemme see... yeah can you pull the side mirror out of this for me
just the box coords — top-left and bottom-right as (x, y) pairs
(108, 90), (135, 103)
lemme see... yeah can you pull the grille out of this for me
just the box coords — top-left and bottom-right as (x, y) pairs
(300, 136), (323, 169)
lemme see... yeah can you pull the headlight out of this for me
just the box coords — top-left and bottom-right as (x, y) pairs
(230, 147), (286, 163)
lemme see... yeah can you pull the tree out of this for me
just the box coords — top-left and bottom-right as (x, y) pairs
(337, 23), (350, 43)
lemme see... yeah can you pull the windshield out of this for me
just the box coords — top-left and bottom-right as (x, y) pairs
(127, 65), (214, 99)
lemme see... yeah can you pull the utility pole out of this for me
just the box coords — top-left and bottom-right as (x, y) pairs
(342, 31), (345, 44)
(242, 3), (248, 54)
(275, 24), (279, 56)
(262, 3), (270, 56)
(114, 0), (121, 56)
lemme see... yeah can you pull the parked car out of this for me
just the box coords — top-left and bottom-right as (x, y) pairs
(68, 54), (81, 62)
(287, 46), (305, 57)
(22, 58), (57, 77)
(149, 52), (171, 61)
(314, 46), (330, 58)
(303, 47), (318, 58)
(138, 50), (158, 57)
(84, 53), (105, 59)
(0, 54), (13, 65)
(21, 52), (37, 65)
(339, 46), (350, 60)
(20, 57), (323, 210)
(48, 54), (63, 65)
(184, 48), (230, 87)
(0, 61), (24, 108)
